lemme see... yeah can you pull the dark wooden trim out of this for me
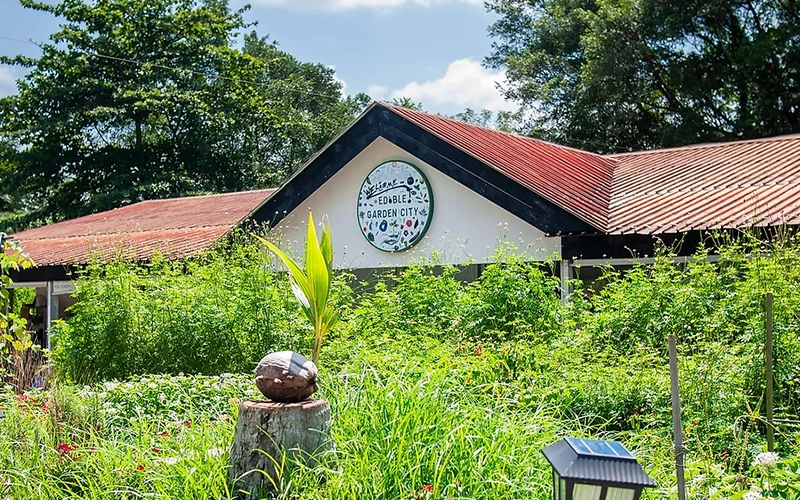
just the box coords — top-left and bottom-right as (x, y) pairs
(250, 109), (381, 228)
(8, 265), (75, 283)
(249, 103), (596, 234)
(562, 231), (709, 260)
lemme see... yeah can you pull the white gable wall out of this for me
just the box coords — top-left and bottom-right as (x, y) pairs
(274, 137), (560, 269)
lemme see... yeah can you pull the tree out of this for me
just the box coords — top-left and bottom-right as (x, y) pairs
(390, 97), (424, 110)
(0, 0), (368, 231)
(486, 0), (800, 153)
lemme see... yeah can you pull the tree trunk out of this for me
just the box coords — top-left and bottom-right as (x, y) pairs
(228, 398), (331, 498)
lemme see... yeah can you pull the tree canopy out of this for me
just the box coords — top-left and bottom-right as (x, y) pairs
(0, 0), (368, 231)
(486, 0), (800, 153)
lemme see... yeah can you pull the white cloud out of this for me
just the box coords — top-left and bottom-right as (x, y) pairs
(252, 0), (482, 10)
(367, 85), (388, 101)
(328, 66), (348, 96)
(0, 66), (18, 97)
(0, 66), (16, 85)
(387, 58), (515, 112)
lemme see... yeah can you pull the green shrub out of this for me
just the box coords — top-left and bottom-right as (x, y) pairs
(459, 259), (564, 343)
(50, 247), (311, 383)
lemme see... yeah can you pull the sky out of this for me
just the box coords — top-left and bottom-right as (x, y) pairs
(0, 0), (516, 116)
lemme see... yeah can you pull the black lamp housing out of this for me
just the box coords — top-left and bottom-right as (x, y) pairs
(542, 438), (656, 500)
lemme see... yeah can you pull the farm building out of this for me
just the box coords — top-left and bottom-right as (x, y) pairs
(6, 102), (800, 346)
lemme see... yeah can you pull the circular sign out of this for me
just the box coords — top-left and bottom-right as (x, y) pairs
(357, 160), (433, 252)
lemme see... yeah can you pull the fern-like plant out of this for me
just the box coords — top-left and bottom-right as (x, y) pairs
(256, 213), (338, 365)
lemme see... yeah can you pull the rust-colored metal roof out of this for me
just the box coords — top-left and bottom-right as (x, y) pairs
(386, 104), (615, 230)
(8, 189), (275, 266)
(608, 134), (800, 234)
(386, 105), (800, 235)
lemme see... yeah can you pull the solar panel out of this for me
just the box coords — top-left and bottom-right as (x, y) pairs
(565, 437), (635, 461)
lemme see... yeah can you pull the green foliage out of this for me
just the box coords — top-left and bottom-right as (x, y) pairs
(487, 0), (800, 152)
(0, 377), (242, 500)
(50, 246), (310, 384)
(2, 346), (797, 499)
(36, 232), (800, 499)
(576, 237), (800, 420)
(0, 237), (41, 393)
(0, 0), (369, 231)
(459, 259), (564, 343)
(258, 212), (338, 365)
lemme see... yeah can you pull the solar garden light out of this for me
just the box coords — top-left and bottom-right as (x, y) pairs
(541, 437), (656, 500)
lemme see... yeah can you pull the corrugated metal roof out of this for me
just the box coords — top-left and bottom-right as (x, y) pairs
(608, 134), (800, 234)
(387, 105), (800, 235)
(8, 189), (274, 266)
(386, 105), (615, 231)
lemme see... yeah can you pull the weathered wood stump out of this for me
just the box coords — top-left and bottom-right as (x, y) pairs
(228, 399), (331, 497)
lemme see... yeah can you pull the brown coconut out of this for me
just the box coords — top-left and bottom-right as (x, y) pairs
(255, 351), (318, 403)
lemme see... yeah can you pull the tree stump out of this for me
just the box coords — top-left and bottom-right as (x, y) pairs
(228, 399), (331, 497)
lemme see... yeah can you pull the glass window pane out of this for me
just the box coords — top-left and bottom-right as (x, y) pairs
(572, 484), (602, 500)
(606, 487), (635, 500)
(553, 471), (560, 500)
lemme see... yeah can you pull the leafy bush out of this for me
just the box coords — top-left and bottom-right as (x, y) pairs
(460, 258), (564, 343)
(575, 237), (800, 426)
(50, 247), (311, 383)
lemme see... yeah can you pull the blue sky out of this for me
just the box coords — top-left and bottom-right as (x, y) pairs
(0, 0), (515, 116)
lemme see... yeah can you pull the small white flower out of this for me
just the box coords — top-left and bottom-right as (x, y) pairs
(161, 456), (181, 465)
(206, 448), (225, 458)
(743, 490), (763, 500)
(754, 451), (780, 467)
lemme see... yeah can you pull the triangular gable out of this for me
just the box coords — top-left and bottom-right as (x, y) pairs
(250, 103), (599, 235)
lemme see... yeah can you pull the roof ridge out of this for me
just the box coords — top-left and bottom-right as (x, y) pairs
(12, 223), (235, 242)
(607, 133), (800, 158)
(380, 102), (614, 162)
(136, 188), (276, 204)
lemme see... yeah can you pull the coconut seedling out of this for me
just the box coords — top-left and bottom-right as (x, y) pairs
(254, 212), (339, 402)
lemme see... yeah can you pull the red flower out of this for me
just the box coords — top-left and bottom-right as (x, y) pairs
(184, 420), (192, 428)
(157, 431), (170, 438)
(474, 346), (483, 356)
(151, 447), (161, 454)
(421, 484), (433, 491)
(136, 464), (145, 471)
(55, 443), (79, 461)
(56, 443), (77, 454)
